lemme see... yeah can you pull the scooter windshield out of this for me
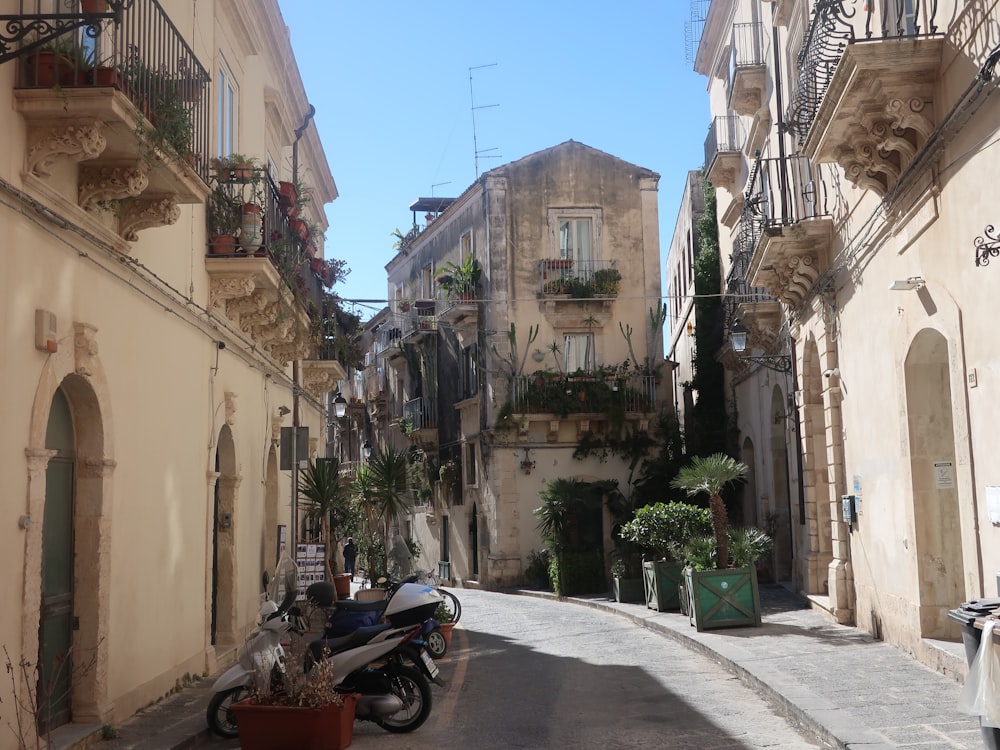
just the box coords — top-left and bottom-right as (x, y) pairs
(269, 554), (298, 612)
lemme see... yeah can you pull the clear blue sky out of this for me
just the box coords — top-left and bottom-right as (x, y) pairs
(276, 1), (710, 321)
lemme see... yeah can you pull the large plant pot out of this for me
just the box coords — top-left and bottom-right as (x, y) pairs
(230, 694), (358, 750)
(683, 565), (761, 632)
(642, 560), (684, 612)
(613, 576), (644, 604)
(333, 573), (352, 600)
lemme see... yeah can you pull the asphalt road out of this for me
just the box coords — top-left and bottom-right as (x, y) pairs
(345, 588), (830, 749)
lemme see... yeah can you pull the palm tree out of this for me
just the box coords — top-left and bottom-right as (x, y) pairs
(298, 457), (353, 579)
(670, 453), (748, 570)
(356, 445), (411, 578)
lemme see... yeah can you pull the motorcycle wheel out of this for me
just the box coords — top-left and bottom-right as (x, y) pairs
(425, 627), (448, 659)
(206, 685), (250, 739)
(373, 664), (432, 733)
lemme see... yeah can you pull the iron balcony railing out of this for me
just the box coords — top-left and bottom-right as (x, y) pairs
(538, 258), (620, 296)
(511, 373), (656, 416)
(403, 396), (437, 431)
(375, 315), (407, 356)
(743, 154), (832, 234)
(726, 21), (766, 107)
(786, 0), (940, 141)
(704, 116), (745, 174)
(16, 0), (210, 183)
(724, 250), (777, 330)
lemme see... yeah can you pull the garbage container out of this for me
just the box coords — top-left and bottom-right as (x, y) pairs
(948, 598), (1000, 750)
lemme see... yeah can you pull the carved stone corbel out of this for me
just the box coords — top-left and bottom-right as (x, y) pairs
(224, 391), (237, 426)
(27, 121), (106, 177)
(79, 164), (149, 211)
(118, 196), (181, 241)
(73, 322), (100, 377)
(216, 282), (262, 313)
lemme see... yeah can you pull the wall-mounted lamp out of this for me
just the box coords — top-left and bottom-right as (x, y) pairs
(333, 392), (347, 419)
(888, 276), (925, 291)
(519, 448), (536, 475)
(532, 349), (545, 363)
(277, 405), (291, 417)
(730, 319), (792, 373)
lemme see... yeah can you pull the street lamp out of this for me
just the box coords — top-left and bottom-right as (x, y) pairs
(333, 392), (347, 419)
(730, 319), (792, 373)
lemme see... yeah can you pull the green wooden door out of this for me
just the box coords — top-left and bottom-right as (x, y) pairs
(39, 388), (75, 731)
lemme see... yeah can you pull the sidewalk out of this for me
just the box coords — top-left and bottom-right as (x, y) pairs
(518, 584), (987, 750)
(75, 582), (989, 750)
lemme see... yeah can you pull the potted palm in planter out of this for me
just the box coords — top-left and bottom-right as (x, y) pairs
(671, 453), (770, 631)
(619, 501), (712, 611)
(610, 550), (644, 604)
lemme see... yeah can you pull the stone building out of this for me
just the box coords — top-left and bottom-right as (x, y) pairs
(0, 1), (341, 745)
(694, 0), (1000, 672)
(359, 141), (671, 588)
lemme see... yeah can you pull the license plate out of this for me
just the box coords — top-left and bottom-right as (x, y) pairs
(419, 649), (440, 678)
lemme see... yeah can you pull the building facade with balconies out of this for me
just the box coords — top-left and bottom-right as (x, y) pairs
(372, 141), (668, 589)
(694, 0), (1000, 672)
(0, 1), (343, 743)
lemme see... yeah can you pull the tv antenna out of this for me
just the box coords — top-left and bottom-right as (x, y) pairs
(431, 181), (451, 196)
(469, 63), (500, 178)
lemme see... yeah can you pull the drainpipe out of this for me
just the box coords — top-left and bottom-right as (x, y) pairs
(289, 105), (316, 555)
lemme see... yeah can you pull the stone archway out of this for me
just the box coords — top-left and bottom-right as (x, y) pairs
(800, 337), (833, 595)
(904, 329), (965, 638)
(263, 446), (279, 570)
(24, 323), (114, 726)
(769, 384), (793, 581)
(210, 424), (239, 648)
(740, 436), (758, 528)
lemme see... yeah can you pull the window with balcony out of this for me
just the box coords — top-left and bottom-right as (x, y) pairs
(465, 442), (477, 487)
(461, 344), (478, 400)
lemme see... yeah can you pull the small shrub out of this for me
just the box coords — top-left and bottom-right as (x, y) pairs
(524, 549), (552, 590)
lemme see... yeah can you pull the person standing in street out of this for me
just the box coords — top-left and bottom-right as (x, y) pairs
(343, 537), (357, 580)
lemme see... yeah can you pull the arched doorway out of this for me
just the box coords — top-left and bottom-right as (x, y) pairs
(801, 339), (833, 595)
(740, 437), (758, 527)
(211, 424), (238, 647)
(38, 387), (75, 732)
(769, 385), (793, 581)
(904, 330), (965, 638)
(263, 446), (279, 569)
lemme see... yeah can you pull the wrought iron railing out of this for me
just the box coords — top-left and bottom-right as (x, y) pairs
(704, 116), (745, 174)
(785, 0), (940, 140)
(743, 154), (832, 234)
(403, 396), (437, 431)
(538, 258), (620, 296)
(511, 373), (656, 416)
(726, 21), (765, 105)
(16, 0), (210, 182)
(375, 316), (407, 356)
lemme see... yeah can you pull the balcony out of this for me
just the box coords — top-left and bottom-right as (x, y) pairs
(704, 116), (745, 193)
(741, 155), (834, 307)
(301, 340), (347, 398)
(402, 396), (438, 446)
(726, 22), (767, 117)
(538, 259), (620, 328)
(206, 171), (327, 366)
(12, 0), (210, 241)
(723, 250), (781, 371)
(375, 316), (406, 362)
(437, 286), (479, 348)
(786, 0), (942, 197)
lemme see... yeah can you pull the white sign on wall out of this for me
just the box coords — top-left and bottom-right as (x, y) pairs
(986, 486), (1000, 526)
(933, 461), (955, 489)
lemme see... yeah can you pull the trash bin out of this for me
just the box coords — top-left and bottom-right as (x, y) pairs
(948, 598), (1000, 750)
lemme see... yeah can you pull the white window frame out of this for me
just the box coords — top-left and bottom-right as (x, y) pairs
(563, 333), (595, 374)
(217, 58), (237, 157)
(547, 208), (602, 264)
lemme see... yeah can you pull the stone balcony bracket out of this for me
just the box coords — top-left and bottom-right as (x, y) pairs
(749, 218), (834, 308)
(802, 38), (943, 198)
(730, 64), (767, 117)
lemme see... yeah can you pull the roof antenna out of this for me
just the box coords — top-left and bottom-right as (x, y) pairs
(469, 63), (500, 179)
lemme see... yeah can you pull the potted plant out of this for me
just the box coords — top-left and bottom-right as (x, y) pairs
(206, 184), (243, 254)
(435, 254), (481, 301)
(211, 153), (258, 182)
(619, 501), (712, 611)
(229, 641), (359, 750)
(610, 550), (644, 604)
(671, 453), (768, 631)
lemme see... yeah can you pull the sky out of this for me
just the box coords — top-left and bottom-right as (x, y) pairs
(276, 1), (710, 322)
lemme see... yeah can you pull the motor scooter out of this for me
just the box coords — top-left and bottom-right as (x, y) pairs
(205, 555), (301, 738)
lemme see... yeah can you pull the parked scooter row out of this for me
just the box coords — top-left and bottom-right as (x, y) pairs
(206, 556), (446, 739)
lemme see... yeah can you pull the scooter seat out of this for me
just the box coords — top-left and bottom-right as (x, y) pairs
(308, 623), (395, 662)
(332, 599), (386, 613)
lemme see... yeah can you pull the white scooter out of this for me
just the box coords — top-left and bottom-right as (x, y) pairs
(206, 555), (301, 738)
(206, 556), (446, 738)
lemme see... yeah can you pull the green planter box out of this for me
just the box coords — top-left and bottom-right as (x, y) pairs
(642, 560), (684, 611)
(684, 565), (761, 631)
(613, 576), (644, 603)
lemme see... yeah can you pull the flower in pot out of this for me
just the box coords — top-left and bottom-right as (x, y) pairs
(211, 153), (258, 182)
(435, 254), (481, 301)
(206, 185), (243, 254)
(610, 550), (644, 603)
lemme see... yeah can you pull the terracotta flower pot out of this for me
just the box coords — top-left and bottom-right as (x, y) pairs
(230, 695), (358, 750)
(209, 234), (238, 254)
(333, 573), (352, 600)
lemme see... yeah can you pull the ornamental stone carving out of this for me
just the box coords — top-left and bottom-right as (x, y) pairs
(79, 165), (149, 211)
(27, 121), (106, 177)
(118, 196), (181, 241)
(73, 322), (100, 377)
(211, 276), (258, 309)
